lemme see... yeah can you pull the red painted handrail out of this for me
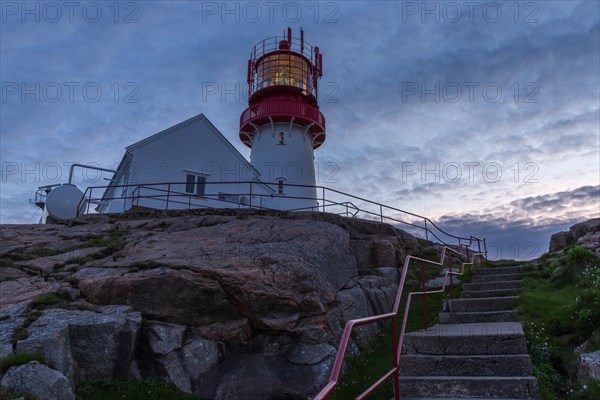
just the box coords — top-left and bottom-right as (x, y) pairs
(313, 247), (486, 400)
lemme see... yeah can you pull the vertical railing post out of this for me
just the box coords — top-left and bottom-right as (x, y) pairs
(165, 183), (170, 210)
(87, 189), (92, 214)
(420, 260), (428, 331)
(391, 319), (400, 400)
(466, 247), (472, 283)
(449, 254), (454, 300)
(478, 240), (483, 268)
(424, 219), (429, 241)
(380, 204), (383, 222)
(322, 187), (325, 213)
(484, 238), (488, 259)
(249, 182), (253, 208)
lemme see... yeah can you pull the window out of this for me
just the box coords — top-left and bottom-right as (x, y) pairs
(218, 192), (240, 204)
(255, 53), (311, 94)
(278, 179), (284, 194)
(185, 173), (206, 195)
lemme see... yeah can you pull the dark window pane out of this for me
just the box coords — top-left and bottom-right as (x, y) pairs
(196, 176), (206, 195)
(185, 174), (195, 193)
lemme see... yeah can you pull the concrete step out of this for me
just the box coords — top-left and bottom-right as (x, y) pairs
(399, 376), (539, 399)
(472, 273), (522, 283)
(462, 280), (522, 291)
(461, 288), (522, 298)
(444, 296), (520, 313)
(402, 322), (527, 355)
(475, 266), (523, 275)
(439, 310), (519, 324)
(399, 354), (534, 376)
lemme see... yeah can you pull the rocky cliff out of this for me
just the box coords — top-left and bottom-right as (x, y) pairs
(549, 218), (600, 256)
(0, 208), (420, 399)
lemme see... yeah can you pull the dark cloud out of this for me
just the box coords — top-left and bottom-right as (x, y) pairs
(429, 185), (600, 259)
(1, 0), (599, 252)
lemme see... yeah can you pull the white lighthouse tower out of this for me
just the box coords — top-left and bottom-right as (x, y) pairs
(239, 27), (326, 210)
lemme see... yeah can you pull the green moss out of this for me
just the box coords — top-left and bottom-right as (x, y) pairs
(60, 230), (127, 266)
(11, 292), (71, 345)
(65, 255), (97, 266)
(30, 293), (64, 308)
(77, 229), (126, 253)
(566, 246), (598, 269)
(129, 261), (165, 271)
(0, 386), (37, 400)
(0, 352), (46, 373)
(75, 378), (200, 400)
(570, 378), (600, 400)
(417, 246), (440, 262)
(585, 331), (600, 352)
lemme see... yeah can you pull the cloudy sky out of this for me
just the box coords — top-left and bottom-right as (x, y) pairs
(1, 1), (599, 259)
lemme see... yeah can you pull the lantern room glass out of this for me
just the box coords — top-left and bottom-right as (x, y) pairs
(255, 53), (312, 95)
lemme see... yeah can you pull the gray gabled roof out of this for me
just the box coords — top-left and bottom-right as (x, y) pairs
(98, 113), (275, 206)
(126, 113), (262, 178)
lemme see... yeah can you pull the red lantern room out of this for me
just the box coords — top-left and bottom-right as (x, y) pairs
(239, 27), (326, 150)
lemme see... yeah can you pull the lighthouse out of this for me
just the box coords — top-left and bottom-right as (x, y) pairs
(240, 27), (326, 210)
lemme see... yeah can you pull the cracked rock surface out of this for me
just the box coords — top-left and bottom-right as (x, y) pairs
(0, 208), (419, 399)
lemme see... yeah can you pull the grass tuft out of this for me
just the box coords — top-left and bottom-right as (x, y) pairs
(519, 245), (600, 399)
(0, 352), (46, 373)
(75, 378), (200, 400)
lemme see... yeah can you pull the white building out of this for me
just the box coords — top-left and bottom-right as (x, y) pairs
(97, 114), (275, 213)
(39, 28), (328, 220)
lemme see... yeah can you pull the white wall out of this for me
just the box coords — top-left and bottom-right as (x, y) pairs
(250, 121), (318, 210)
(104, 116), (273, 212)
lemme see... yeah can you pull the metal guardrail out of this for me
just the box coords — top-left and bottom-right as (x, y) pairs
(313, 246), (486, 400)
(76, 181), (487, 250)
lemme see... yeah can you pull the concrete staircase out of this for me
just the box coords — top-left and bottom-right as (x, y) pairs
(399, 265), (539, 399)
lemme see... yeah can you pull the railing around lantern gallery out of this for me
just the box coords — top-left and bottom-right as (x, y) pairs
(239, 101), (326, 129)
(76, 181), (488, 250)
(313, 245), (486, 400)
